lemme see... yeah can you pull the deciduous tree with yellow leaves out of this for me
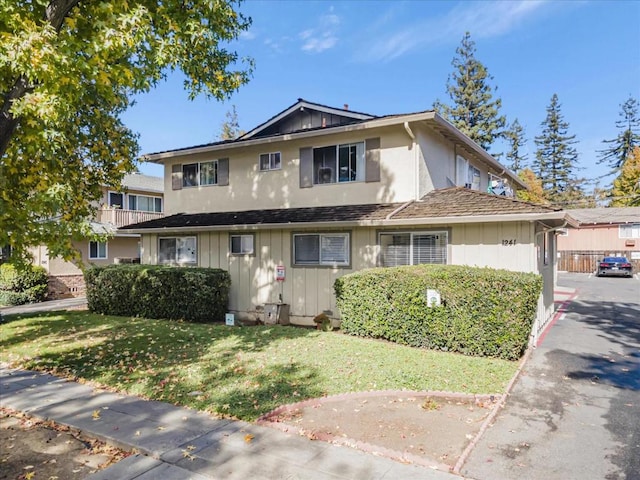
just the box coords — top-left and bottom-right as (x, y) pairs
(610, 147), (640, 207)
(0, 0), (253, 264)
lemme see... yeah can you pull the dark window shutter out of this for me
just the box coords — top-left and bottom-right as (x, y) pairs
(218, 158), (229, 186)
(299, 147), (313, 188)
(365, 137), (381, 183)
(171, 164), (182, 190)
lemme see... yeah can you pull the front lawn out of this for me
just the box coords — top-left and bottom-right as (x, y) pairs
(0, 311), (518, 421)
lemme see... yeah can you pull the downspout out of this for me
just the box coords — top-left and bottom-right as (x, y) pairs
(403, 121), (419, 201)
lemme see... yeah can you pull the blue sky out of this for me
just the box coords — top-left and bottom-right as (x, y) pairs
(123, 0), (640, 192)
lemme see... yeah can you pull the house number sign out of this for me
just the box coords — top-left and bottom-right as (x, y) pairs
(502, 239), (517, 246)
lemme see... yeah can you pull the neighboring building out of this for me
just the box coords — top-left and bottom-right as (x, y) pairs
(123, 99), (577, 343)
(31, 173), (164, 298)
(557, 207), (640, 273)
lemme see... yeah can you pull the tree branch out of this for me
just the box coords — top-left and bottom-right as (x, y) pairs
(0, 0), (81, 158)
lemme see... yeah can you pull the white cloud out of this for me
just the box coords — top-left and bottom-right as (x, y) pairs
(240, 29), (257, 41)
(359, 0), (551, 62)
(299, 9), (341, 53)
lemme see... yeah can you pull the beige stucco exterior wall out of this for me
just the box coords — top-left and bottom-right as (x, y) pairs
(557, 224), (638, 252)
(140, 220), (544, 326)
(35, 237), (141, 276)
(162, 126), (431, 215)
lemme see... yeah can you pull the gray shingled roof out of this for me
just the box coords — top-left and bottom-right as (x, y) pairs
(393, 187), (562, 218)
(121, 188), (568, 232)
(122, 173), (164, 193)
(564, 207), (640, 225)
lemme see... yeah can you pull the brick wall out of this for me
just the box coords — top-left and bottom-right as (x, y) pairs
(48, 274), (86, 299)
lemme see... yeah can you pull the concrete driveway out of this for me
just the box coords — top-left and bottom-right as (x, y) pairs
(462, 272), (640, 480)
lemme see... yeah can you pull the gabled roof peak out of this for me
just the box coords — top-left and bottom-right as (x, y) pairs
(239, 98), (377, 140)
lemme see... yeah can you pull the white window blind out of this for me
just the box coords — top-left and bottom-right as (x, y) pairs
(293, 233), (349, 266)
(380, 232), (448, 266)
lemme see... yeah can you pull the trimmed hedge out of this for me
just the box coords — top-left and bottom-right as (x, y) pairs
(85, 265), (231, 322)
(0, 264), (49, 306)
(334, 265), (543, 360)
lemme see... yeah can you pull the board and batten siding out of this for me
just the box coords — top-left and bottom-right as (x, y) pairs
(142, 229), (376, 325)
(450, 222), (537, 273)
(139, 221), (546, 327)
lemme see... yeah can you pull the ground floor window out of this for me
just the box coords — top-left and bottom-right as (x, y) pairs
(293, 233), (350, 266)
(379, 231), (448, 266)
(159, 236), (197, 264)
(230, 234), (255, 255)
(89, 241), (107, 260)
(619, 223), (640, 239)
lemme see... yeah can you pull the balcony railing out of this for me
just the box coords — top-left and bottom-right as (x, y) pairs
(96, 208), (164, 228)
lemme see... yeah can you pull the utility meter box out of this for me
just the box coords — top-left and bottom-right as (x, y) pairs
(263, 303), (290, 325)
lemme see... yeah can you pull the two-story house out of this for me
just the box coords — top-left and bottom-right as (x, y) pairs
(31, 173), (164, 298)
(122, 99), (577, 343)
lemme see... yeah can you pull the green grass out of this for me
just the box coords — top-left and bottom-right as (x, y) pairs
(0, 311), (518, 421)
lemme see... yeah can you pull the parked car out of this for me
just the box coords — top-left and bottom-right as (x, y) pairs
(596, 257), (634, 278)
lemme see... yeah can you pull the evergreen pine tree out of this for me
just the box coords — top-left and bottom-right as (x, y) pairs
(533, 94), (583, 206)
(610, 147), (640, 206)
(504, 119), (528, 172)
(433, 32), (506, 152)
(597, 96), (640, 173)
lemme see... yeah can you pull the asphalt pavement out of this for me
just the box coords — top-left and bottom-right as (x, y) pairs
(461, 272), (640, 480)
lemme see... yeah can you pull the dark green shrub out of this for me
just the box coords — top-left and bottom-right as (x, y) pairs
(334, 265), (542, 360)
(0, 263), (49, 305)
(85, 264), (231, 322)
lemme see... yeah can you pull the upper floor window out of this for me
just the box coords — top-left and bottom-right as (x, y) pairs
(620, 224), (640, 239)
(313, 142), (365, 184)
(128, 194), (162, 213)
(159, 236), (197, 264)
(108, 192), (124, 209)
(293, 233), (350, 266)
(379, 231), (448, 267)
(183, 160), (218, 188)
(456, 155), (481, 190)
(259, 152), (281, 171)
(89, 241), (107, 260)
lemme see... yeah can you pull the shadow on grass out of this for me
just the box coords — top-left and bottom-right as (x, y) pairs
(1, 311), (323, 421)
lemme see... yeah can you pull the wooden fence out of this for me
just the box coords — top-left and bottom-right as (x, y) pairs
(558, 250), (640, 273)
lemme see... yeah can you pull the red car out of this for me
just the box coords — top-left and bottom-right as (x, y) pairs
(597, 257), (634, 278)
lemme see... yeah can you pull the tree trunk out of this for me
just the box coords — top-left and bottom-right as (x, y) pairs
(0, 0), (80, 158)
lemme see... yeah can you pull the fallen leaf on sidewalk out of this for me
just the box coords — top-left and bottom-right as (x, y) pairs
(244, 434), (254, 443)
(92, 410), (101, 420)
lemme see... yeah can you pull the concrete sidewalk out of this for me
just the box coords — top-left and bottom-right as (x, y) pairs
(0, 296), (87, 316)
(0, 367), (459, 480)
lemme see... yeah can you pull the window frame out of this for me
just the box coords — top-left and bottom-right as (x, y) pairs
(378, 230), (449, 267)
(158, 236), (197, 265)
(128, 194), (163, 213)
(259, 152), (282, 171)
(619, 224), (640, 239)
(292, 232), (351, 267)
(230, 233), (255, 256)
(88, 240), (108, 260)
(107, 191), (124, 209)
(312, 142), (365, 185)
(182, 160), (218, 188)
